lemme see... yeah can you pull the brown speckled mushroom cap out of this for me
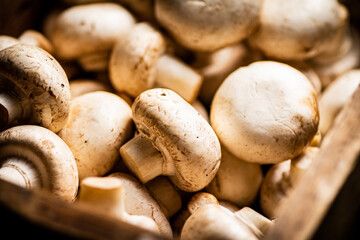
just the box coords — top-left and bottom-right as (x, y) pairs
(211, 61), (319, 164)
(155, 0), (262, 51)
(0, 44), (71, 132)
(0, 125), (78, 201)
(132, 88), (221, 192)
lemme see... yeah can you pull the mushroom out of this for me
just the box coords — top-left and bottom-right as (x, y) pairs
(120, 88), (221, 192)
(318, 69), (360, 135)
(109, 172), (173, 238)
(18, 29), (54, 55)
(210, 61), (319, 164)
(205, 147), (263, 207)
(0, 44), (71, 132)
(58, 91), (133, 180)
(260, 147), (319, 218)
(69, 79), (112, 99)
(0, 125), (78, 201)
(50, 3), (135, 61)
(146, 176), (182, 219)
(190, 100), (209, 123)
(249, 0), (342, 60)
(109, 22), (203, 102)
(194, 43), (263, 106)
(78, 176), (160, 234)
(181, 204), (273, 240)
(155, 0), (262, 51)
(308, 5), (360, 87)
(0, 35), (20, 51)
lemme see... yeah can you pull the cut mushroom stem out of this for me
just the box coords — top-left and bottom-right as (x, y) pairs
(120, 135), (164, 183)
(78, 176), (160, 234)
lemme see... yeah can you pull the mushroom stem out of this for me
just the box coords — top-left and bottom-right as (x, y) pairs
(0, 92), (23, 128)
(0, 157), (41, 188)
(120, 134), (164, 183)
(234, 207), (273, 239)
(155, 54), (202, 103)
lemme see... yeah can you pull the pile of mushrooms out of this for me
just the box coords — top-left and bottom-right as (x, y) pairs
(0, 0), (359, 239)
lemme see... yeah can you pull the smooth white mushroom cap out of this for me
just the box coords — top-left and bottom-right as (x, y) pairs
(0, 125), (78, 201)
(0, 44), (71, 132)
(211, 61), (319, 164)
(155, 0), (262, 51)
(0, 35), (20, 51)
(51, 3), (135, 60)
(249, 0), (341, 60)
(58, 91), (133, 180)
(132, 88), (221, 192)
(319, 69), (360, 134)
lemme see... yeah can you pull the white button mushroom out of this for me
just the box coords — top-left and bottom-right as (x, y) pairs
(211, 61), (319, 164)
(58, 91), (133, 180)
(109, 172), (173, 238)
(318, 69), (360, 135)
(18, 30), (54, 55)
(205, 147), (263, 207)
(249, 0), (342, 60)
(0, 35), (20, 51)
(0, 125), (78, 201)
(120, 88), (221, 192)
(0, 44), (71, 132)
(51, 3), (135, 61)
(109, 22), (202, 102)
(260, 147), (319, 218)
(78, 176), (160, 234)
(181, 204), (272, 240)
(155, 0), (262, 51)
(69, 79), (111, 99)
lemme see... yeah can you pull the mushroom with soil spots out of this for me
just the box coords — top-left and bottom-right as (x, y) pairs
(0, 125), (78, 201)
(211, 61), (319, 164)
(205, 147), (263, 207)
(249, 0), (342, 61)
(58, 91), (133, 180)
(109, 22), (203, 102)
(155, 0), (262, 52)
(50, 2), (136, 71)
(120, 88), (221, 192)
(260, 146), (319, 219)
(77, 176), (160, 234)
(318, 69), (360, 135)
(109, 172), (173, 238)
(0, 44), (71, 132)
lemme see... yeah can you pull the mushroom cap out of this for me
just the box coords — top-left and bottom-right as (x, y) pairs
(109, 23), (166, 98)
(181, 204), (255, 240)
(51, 3), (135, 60)
(319, 69), (360, 134)
(110, 173), (173, 238)
(206, 147), (263, 206)
(132, 88), (221, 192)
(249, 0), (341, 60)
(260, 160), (290, 219)
(0, 125), (78, 201)
(58, 91), (133, 180)
(0, 44), (71, 132)
(211, 61), (319, 164)
(155, 0), (262, 51)
(0, 35), (20, 51)
(69, 79), (111, 99)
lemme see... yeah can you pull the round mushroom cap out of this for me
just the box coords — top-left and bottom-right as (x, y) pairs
(181, 204), (255, 240)
(0, 35), (20, 51)
(206, 147), (263, 206)
(0, 125), (78, 201)
(58, 91), (133, 180)
(0, 44), (71, 132)
(155, 0), (262, 51)
(211, 61), (319, 164)
(109, 23), (166, 98)
(249, 0), (341, 60)
(51, 3), (135, 60)
(319, 69), (360, 134)
(132, 88), (221, 192)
